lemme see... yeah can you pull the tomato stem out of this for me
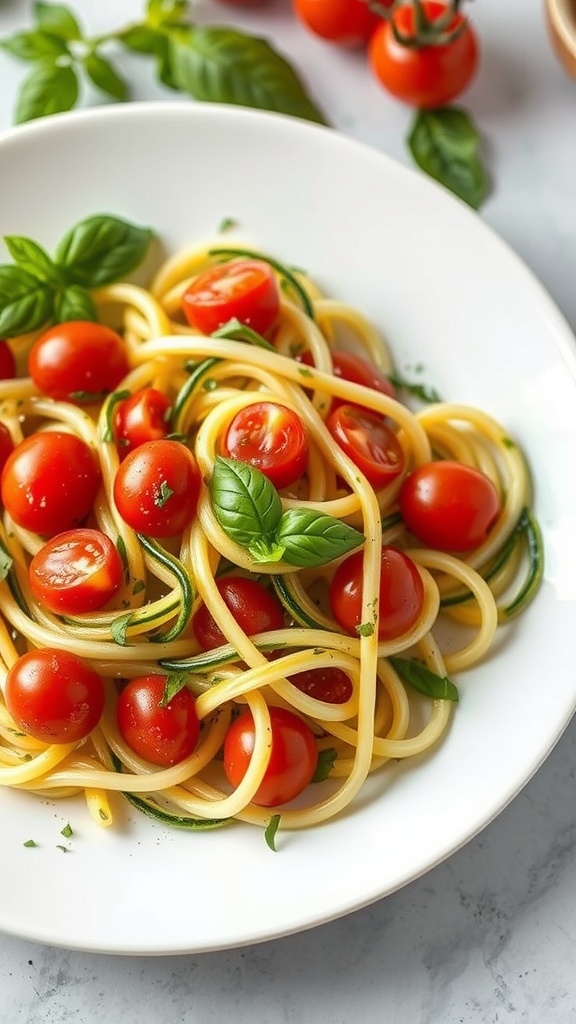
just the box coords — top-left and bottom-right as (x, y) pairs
(370, 0), (471, 49)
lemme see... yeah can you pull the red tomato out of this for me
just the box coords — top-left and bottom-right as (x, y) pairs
(113, 439), (201, 538)
(399, 460), (501, 552)
(0, 423), (14, 475)
(221, 401), (309, 490)
(331, 350), (396, 411)
(369, 1), (479, 108)
(289, 666), (352, 704)
(293, 0), (382, 45)
(4, 648), (105, 744)
(327, 403), (404, 488)
(117, 675), (200, 767)
(1, 431), (101, 536)
(329, 546), (425, 640)
(192, 576), (285, 651)
(29, 528), (124, 615)
(0, 341), (16, 379)
(181, 259), (280, 337)
(28, 321), (129, 403)
(223, 706), (318, 807)
(114, 387), (172, 458)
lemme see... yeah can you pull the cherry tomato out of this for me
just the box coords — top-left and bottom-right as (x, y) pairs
(181, 259), (281, 337)
(369, 1), (479, 108)
(223, 705), (318, 807)
(331, 350), (396, 411)
(289, 666), (352, 704)
(113, 439), (201, 538)
(329, 546), (425, 640)
(293, 0), (382, 45)
(399, 460), (501, 552)
(192, 576), (285, 651)
(0, 341), (16, 379)
(114, 387), (172, 458)
(1, 431), (101, 536)
(0, 423), (14, 475)
(221, 401), (309, 490)
(4, 648), (105, 744)
(327, 403), (404, 489)
(29, 528), (124, 616)
(117, 675), (200, 767)
(28, 321), (129, 404)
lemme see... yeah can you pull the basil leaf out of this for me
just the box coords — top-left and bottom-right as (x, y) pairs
(389, 657), (459, 702)
(33, 2), (82, 41)
(387, 371), (441, 404)
(264, 814), (281, 852)
(311, 748), (336, 783)
(54, 284), (98, 323)
(3, 236), (61, 285)
(155, 37), (179, 90)
(110, 611), (134, 646)
(119, 24), (161, 55)
(169, 26), (327, 125)
(0, 30), (69, 61)
(0, 545), (13, 583)
(210, 456), (282, 549)
(408, 106), (489, 211)
(213, 317), (275, 352)
(0, 266), (53, 337)
(55, 214), (154, 287)
(84, 52), (128, 101)
(15, 61), (78, 123)
(159, 672), (190, 707)
(277, 509), (364, 568)
(146, 0), (188, 28)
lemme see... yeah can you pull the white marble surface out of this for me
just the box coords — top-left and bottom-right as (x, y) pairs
(1, 0), (576, 1019)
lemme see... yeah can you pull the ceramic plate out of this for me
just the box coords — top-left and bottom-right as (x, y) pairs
(0, 103), (575, 955)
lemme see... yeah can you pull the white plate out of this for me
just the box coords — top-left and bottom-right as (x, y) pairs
(0, 103), (575, 955)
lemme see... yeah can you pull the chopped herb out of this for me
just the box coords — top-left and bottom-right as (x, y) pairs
(132, 579), (145, 595)
(23, 839), (38, 848)
(110, 610), (133, 646)
(68, 389), (108, 402)
(312, 748), (337, 783)
(60, 823), (73, 839)
(154, 479), (174, 508)
(159, 672), (190, 707)
(116, 534), (128, 569)
(264, 814), (281, 852)
(501, 437), (516, 449)
(56, 844), (70, 853)
(202, 378), (218, 392)
(218, 216), (237, 232)
(356, 621), (375, 638)
(0, 544), (13, 582)
(98, 808), (109, 822)
(390, 657), (459, 702)
(297, 366), (313, 378)
(388, 371), (441, 404)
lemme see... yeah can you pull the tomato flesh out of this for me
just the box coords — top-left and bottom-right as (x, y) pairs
(113, 439), (201, 538)
(289, 666), (353, 704)
(29, 527), (124, 615)
(223, 706), (318, 807)
(399, 460), (501, 552)
(117, 675), (200, 767)
(192, 576), (285, 651)
(329, 546), (425, 640)
(182, 259), (281, 337)
(222, 401), (309, 490)
(0, 341), (16, 380)
(4, 648), (105, 744)
(114, 387), (172, 458)
(28, 320), (129, 403)
(0, 423), (14, 476)
(331, 350), (396, 411)
(327, 403), (404, 489)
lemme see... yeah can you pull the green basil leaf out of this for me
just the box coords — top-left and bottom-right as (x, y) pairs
(168, 25), (327, 125)
(54, 284), (98, 323)
(84, 52), (129, 101)
(110, 611), (134, 646)
(213, 317), (275, 352)
(248, 537), (286, 564)
(3, 236), (61, 285)
(54, 214), (154, 287)
(264, 813), (281, 852)
(408, 106), (489, 210)
(277, 509), (364, 568)
(387, 370), (441, 404)
(0, 29), (69, 61)
(146, 0), (188, 29)
(155, 36), (180, 90)
(0, 544), (13, 583)
(33, 2), (82, 41)
(119, 24), (161, 55)
(311, 747), (336, 783)
(15, 61), (78, 123)
(210, 456), (282, 550)
(0, 266), (53, 337)
(389, 657), (459, 702)
(159, 671), (190, 707)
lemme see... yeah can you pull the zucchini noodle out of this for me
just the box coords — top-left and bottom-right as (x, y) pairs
(0, 236), (542, 838)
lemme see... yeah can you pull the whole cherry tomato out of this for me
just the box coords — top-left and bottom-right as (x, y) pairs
(289, 666), (353, 704)
(369, 1), (479, 108)
(117, 675), (200, 767)
(399, 460), (501, 552)
(0, 341), (16, 380)
(28, 321), (129, 403)
(223, 705), (318, 807)
(182, 259), (280, 337)
(113, 439), (201, 538)
(329, 546), (425, 640)
(4, 648), (105, 744)
(0, 423), (14, 476)
(327, 403), (404, 489)
(293, 0), (383, 46)
(192, 576), (285, 651)
(221, 401), (309, 490)
(114, 387), (172, 458)
(1, 431), (101, 536)
(29, 528), (124, 615)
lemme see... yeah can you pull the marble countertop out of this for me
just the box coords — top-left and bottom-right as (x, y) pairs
(1, 0), (576, 1020)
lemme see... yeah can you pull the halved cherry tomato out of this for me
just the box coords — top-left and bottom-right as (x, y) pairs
(4, 648), (105, 744)
(113, 439), (201, 538)
(0, 423), (14, 475)
(0, 341), (16, 379)
(293, 0), (382, 45)
(1, 431), (101, 536)
(327, 403), (404, 488)
(192, 576), (285, 651)
(289, 666), (352, 704)
(221, 401), (309, 490)
(181, 259), (280, 337)
(223, 705), (318, 807)
(331, 350), (396, 411)
(28, 321), (129, 403)
(399, 460), (501, 552)
(117, 675), (200, 767)
(29, 528), (124, 615)
(329, 546), (425, 640)
(369, 1), (479, 108)
(114, 387), (172, 458)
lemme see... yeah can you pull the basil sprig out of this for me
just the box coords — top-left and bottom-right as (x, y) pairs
(210, 457), (364, 568)
(408, 106), (489, 210)
(389, 657), (459, 702)
(0, 213), (154, 338)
